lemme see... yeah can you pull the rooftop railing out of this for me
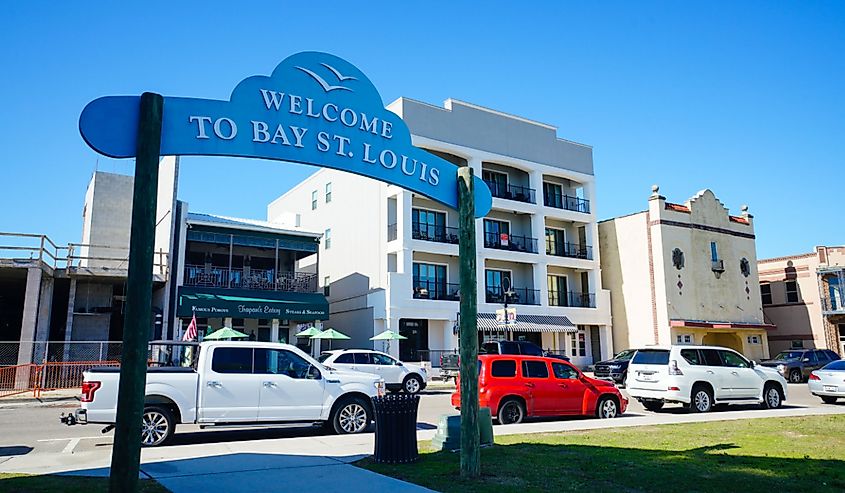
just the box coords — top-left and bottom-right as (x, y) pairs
(183, 264), (317, 293)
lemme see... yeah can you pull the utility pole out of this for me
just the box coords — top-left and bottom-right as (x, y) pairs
(457, 167), (480, 477)
(109, 92), (162, 493)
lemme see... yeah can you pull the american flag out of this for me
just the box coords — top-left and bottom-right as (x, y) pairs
(183, 314), (198, 341)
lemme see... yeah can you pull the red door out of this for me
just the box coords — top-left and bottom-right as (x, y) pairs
(520, 360), (558, 415)
(551, 361), (588, 414)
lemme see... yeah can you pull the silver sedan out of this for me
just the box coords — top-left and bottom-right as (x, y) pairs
(808, 360), (845, 404)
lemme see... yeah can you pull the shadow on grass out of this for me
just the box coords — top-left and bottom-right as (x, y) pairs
(0, 474), (165, 493)
(362, 441), (845, 493)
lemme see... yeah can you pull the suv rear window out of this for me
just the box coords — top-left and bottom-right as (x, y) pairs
(680, 349), (701, 365)
(631, 350), (669, 365)
(490, 360), (517, 377)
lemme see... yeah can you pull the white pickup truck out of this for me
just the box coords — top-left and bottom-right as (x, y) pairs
(61, 341), (385, 446)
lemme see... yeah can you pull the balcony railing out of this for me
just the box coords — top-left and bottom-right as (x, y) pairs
(387, 223), (398, 242)
(183, 265), (317, 293)
(483, 232), (538, 254)
(413, 280), (460, 301)
(484, 181), (536, 204)
(485, 286), (541, 305)
(546, 241), (593, 260)
(412, 222), (459, 244)
(548, 291), (596, 308)
(543, 191), (590, 213)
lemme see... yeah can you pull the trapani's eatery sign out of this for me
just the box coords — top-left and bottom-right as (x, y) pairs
(79, 51), (493, 217)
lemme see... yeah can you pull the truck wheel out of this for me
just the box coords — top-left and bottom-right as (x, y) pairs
(332, 397), (372, 434)
(403, 375), (423, 394)
(141, 405), (174, 447)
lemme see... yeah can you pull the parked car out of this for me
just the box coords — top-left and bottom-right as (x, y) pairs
(61, 342), (385, 446)
(808, 359), (845, 404)
(759, 348), (841, 383)
(627, 345), (787, 413)
(318, 349), (427, 394)
(451, 354), (627, 423)
(440, 340), (569, 382)
(593, 349), (637, 387)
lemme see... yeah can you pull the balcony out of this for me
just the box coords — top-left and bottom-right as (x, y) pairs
(412, 222), (459, 244)
(183, 265), (317, 293)
(544, 191), (590, 214)
(485, 286), (541, 305)
(547, 241), (593, 260)
(548, 291), (596, 308)
(484, 232), (539, 254)
(413, 280), (460, 301)
(484, 181), (536, 204)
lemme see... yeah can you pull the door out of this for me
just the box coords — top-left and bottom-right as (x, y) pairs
(802, 350), (822, 377)
(547, 275), (567, 306)
(372, 352), (404, 385)
(521, 360), (556, 415)
(551, 361), (588, 414)
(199, 347), (261, 422)
(352, 352), (378, 377)
(699, 348), (730, 400)
(256, 348), (325, 420)
(328, 351), (356, 372)
(718, 350), (759, 399)
(399, 319), (428, 362)
(484, 220), (509, 248)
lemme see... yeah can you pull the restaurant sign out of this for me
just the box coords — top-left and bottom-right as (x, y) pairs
(79, 51), (492, 217)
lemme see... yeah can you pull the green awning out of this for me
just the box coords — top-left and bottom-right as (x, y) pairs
(177, 287), (328, 320)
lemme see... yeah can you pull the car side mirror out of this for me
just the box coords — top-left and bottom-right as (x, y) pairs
(396, 361), (404, 366)
(802, 358), (810, 363)
(749, 360), (756, 368)
(308, 365), (322, 380)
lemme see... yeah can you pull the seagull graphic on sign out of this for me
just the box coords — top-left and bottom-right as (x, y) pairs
(295, 64), (354, 92)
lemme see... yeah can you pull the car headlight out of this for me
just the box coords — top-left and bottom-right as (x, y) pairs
(776, 364), (785, 374)
(375, 380), (386, 397)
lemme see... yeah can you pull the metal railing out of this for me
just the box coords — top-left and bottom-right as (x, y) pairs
(548, 291), (596, 308)
(411, 222), (459, 244)
(485, 286), (541, 305)
(484, 181), (536, 204)
(0, 233), (168, 277)
(414, 349), (458, 368)
(483, 232), (539, 254)
(412, 280), (460, 301)
(183, 265), (317, 293)
(546, 241), (593, 260)
(387, 223), (398, 242)
(1, 341), (124, 366)
(543, 191), (590, 213)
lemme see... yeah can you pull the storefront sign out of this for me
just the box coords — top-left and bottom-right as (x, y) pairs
(79, 51), (493, 217)
(177, 288), (328, 320)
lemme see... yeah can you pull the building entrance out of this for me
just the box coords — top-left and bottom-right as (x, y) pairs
(702, 332), (743, 353)
(399, 319), (429, 362)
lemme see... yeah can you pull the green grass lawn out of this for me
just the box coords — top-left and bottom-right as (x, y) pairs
(0, 473), (168, 493)
(360, 415), (845, 493)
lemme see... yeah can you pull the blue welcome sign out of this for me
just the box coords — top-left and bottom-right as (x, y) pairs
(79, 51), (492, 217)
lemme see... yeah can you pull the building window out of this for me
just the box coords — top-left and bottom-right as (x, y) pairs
(483, 219), (510, 248)
(785, 281), (799, 303)
(482, 170), (508, 197)
(412, 208), (446, 240)
(547, 275), (568, 306)
(676, 334), (693, 345)
(747, 335), (760, 344)
(323, 276), (330, 296)
(325, 182), (332, 203)
(545, 228), (565, 256)
(543, 182), (563, 208)
(311, 190), (317, 210)
(760, 284), (772, 305)
(791, 339), (804, 348)
(413, 263), (447, 299)
(710, 242), (719, 261)
(569, 331), (586, 357)
(324, 229), (331, 249)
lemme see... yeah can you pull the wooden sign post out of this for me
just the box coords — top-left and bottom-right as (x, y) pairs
(457, 166), (480, 477)
(108, 92), (162, 492)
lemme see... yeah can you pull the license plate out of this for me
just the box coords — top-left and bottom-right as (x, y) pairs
(640, 373), (654, 381)
(824, 385), (838, 392)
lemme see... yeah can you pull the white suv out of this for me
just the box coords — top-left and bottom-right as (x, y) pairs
(319, 349), (428, 394)
(627, 345), (787, 413)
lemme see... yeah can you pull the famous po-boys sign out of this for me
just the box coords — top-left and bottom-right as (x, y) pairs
(79, 51), (492, 217)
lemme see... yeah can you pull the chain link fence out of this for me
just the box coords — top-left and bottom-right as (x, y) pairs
(0, 341), (124, 366)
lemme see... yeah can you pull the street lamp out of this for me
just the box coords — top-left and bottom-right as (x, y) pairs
(501, 276), (516, 340)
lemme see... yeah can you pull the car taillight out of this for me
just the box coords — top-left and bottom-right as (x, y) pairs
(809, 373), (821, 381)
(81, 381), (101, 402)
(669, 360), (683, 376)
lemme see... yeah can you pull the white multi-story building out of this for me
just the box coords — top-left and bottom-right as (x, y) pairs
(268, 98), (612, 368)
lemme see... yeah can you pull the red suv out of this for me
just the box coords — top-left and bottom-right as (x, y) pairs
(451, 355), (627, 423)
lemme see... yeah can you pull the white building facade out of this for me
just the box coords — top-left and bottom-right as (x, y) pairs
(268, 98), (612, 369)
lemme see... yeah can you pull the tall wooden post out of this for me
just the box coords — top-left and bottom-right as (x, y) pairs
(457, 167), (480, 477)
(109, 92), (163, 493)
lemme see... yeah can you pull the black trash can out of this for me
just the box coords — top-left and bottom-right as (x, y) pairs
(372, 393), (420, 464)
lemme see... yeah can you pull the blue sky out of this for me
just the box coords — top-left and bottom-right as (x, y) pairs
(1, 1), (842, 259)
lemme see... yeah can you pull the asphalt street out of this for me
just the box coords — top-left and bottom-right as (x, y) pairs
(0, 382), (840, 462)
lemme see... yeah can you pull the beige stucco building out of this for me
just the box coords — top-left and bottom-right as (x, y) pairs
(599, 187), (772, 360)
(758, 246), (845, 356)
